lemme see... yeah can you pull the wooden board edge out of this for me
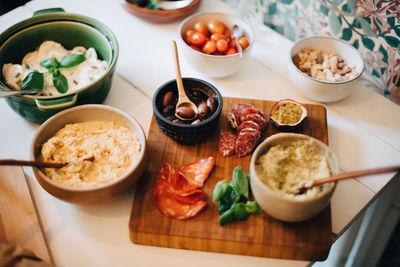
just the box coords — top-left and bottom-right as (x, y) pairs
(129, 230), (330, 261)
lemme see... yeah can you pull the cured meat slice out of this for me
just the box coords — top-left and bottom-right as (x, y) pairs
(154, 178), (207, 219)
(236, 131), (259, 157)
(239, 108), (266, 123)
(158, 163), (198, 194)
(242, 113), (267, 130)
(232, 103), (254, 124)
(236, 120), (262, 133)
(179, 157), (216, 187)
(218, 132), (237, 157)
(227, 112), (239, 129)
(170, 189), (206, 204)
(238, 127), (261, 141)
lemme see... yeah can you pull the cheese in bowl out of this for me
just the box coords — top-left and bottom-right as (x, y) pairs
(2, 40), (107, 96)
(250, 133), (339, 222)
(40, 120), (141, 188)
(255, 138), (333, 200)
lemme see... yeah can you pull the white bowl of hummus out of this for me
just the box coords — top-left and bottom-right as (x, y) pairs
(31, 104), (147, 204)
(249, 133), (339, 222)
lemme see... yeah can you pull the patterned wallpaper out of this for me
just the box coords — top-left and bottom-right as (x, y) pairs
(223, 0), (400, 105)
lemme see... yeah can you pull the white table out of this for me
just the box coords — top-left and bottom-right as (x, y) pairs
(1, 0), (399, 266)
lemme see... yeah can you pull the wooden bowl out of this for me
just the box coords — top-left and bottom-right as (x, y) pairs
(123, 0), (202, 23)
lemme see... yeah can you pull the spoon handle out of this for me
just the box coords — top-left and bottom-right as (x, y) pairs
(171, 40), (187, 101)
(301, 165), (400, 190)
(0, 89), (39, 98)
(0, 159), (67, 168)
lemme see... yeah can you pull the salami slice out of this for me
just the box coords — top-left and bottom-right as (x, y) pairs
(154, 178), (207, 219)
(218, 132), (237, 157)
(157, 163), (197, 194)
(236, 120), (262, 133)
(232, 103), (254, 124)
(238, 127), (261, 141)
(236, 131), (259, 157)
(239, 108), (266, 123)
(179, 157), (216, 187)
(227, 112), (239, 129)
(242, 113), (267, 130)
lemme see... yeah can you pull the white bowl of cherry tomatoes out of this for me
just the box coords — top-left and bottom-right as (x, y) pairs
(178, 12), (254, 78)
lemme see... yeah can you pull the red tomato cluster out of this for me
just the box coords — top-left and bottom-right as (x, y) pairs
(183, 20), (250, 56)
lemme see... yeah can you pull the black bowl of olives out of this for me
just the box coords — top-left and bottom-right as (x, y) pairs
(153, 77), (223, 143)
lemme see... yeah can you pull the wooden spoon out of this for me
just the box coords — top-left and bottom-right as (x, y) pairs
(171, 40), (198, 121)
(0, 156), (95, 169)
(297, 165), (400, 193)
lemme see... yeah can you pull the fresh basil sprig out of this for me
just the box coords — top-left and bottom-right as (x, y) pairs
(21, 53), (86, 93)
(212, 166), (262, 226)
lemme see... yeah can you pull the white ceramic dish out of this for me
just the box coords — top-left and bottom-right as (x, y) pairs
(178, 12), (255, 78)
(288, 36), (364, 102)
(31, 104), (147, 204)
(249, 133), (339, 222)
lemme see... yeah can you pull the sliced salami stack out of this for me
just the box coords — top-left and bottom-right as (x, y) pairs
(154, 157), (216, 219)
(219, 103), (267, 158)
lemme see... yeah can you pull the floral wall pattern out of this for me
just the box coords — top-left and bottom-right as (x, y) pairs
(224, 0), (400, 105)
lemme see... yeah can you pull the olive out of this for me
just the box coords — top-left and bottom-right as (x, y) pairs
(165, 115), (175, 121)
(176, 106), (195, 119)
(206, 97), (217, 113)
(197, 101), (209, 117)
(172, 119), (185, 124)
(162, 91), (175, 107)
(163, 105), (175, 114)
(191, 119), (202, 125)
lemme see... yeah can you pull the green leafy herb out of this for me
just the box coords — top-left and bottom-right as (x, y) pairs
(21, 71), (43, 91)
(231, 166), (249, 199)
(52, 72), (68, 93)
(59, 54), (86, 68)
(212, 166), (262, 226)
(40, 57), (59, 69)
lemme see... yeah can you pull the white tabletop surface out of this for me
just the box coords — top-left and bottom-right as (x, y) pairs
(1, 0), (400, 266)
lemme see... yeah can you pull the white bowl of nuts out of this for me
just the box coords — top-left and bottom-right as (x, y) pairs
(288, 36), (364, 102)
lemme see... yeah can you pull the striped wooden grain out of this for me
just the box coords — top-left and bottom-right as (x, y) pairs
(129, 97), (331, 261)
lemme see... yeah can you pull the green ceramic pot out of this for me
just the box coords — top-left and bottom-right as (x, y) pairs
(0, 8), (119, 123)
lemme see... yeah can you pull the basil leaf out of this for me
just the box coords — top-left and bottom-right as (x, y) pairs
(21, 71), (44, 91)
(59, 54), (86, 68)
(213, 180), (230, 202)
(52, 72), (68, 93)
(245, 201), (262, 214)
(231, 166), (249, 199)
(40, 57), (59, 69)
(219, 202), (250, 226)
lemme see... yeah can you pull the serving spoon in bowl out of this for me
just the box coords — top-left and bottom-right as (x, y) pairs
(0, 88), (40, 98)
(297, 165), (400, 194)
(0, 156), (95, 169)
(232, 25), (243, 58)
(171, 40), (198, 121)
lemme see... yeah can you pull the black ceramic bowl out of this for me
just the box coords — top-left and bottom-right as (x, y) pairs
(153, 78), (223, 143)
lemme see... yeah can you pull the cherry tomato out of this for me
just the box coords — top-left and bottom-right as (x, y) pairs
(210, 33), (228, 42)
(208, 20), (226, 34)
(224, 29), (232, 40)
(190, 45), (202, 52)
(225, 48), (238, 55)
(239, 37), (250, 50)
(184, 30), (195, 44)
(193, 22), (209, 35)
(230, 39), (237, 49)
(216, 39), (229, 53)
(202, 40), (216, 54)
(191, 32), (207, 46)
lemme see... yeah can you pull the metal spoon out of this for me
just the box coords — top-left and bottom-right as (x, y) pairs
(0, 89), (40, 98)
(0, 156), (95, 169)
(156, 0), (193, 10)
(297, 165), (400, 194)
(232, 24), (243, 58)
(171, 40), (198, 121)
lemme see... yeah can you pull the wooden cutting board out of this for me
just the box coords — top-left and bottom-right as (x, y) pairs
(129, 97), (332, 261)
(0, 166), (52, 263)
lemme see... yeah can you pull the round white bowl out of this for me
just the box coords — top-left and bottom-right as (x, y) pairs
(178, 12), (255, 78)
(288, 36), (364, 102)
(249, 133), (339, 222)
(31, 104), (147, 204)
